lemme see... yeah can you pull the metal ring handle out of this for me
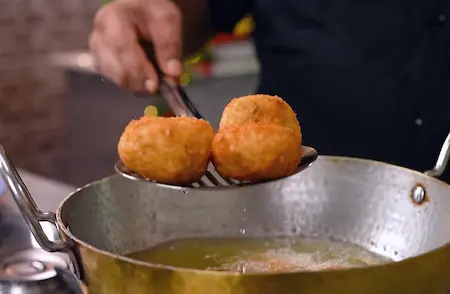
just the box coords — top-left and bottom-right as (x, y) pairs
(0, 145), (67, 252)
(424, 131), (450, 178)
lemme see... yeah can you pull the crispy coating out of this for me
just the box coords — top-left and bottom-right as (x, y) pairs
(212, 123), (302, 182)
(118, 116), (215, 185)
(219, 94), (302, 138)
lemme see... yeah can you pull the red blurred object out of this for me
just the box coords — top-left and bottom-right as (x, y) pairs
(196, 62), (213, 77)
(209, 33), (248, 46)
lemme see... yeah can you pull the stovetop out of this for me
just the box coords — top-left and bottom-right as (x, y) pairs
(0, 174), (83, 293)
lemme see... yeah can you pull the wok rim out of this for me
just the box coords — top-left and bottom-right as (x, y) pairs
(56, 155), (450, 277)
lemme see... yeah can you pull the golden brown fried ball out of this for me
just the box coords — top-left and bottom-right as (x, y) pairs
(212, 123), (302, 182)
(219, 94), (302, 138)
(118, 116), (215, 185)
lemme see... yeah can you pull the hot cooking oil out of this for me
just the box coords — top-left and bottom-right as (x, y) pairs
(126, 236), (391, 273)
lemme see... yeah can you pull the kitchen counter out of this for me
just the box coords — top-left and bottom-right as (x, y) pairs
(17, 169), (76, 211)
(2, 169), (75, 215)
(49, 44), (260, 79)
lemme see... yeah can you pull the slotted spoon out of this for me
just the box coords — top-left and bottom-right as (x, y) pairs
(115, 78), (318, 189)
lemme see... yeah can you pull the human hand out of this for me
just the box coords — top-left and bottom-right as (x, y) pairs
(89, 0), (183, 93)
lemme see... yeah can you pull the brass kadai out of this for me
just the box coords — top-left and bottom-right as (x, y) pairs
(0, 132), (449, 294)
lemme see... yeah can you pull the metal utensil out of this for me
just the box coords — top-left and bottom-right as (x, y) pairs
(115, 78), (318, 188)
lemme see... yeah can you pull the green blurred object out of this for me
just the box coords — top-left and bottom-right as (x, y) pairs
(102, 0), (112, 3)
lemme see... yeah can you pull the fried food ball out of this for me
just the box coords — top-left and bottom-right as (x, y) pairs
(118, 116), (215, 185)
(219, 94), (302, 138)
(212, 123), (302, 182)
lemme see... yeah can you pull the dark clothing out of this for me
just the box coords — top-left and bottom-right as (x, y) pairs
(209, 0), (450, 183)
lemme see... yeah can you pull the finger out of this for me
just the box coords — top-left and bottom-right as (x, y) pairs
(95, 2), (159, 91)
(119, 44), (159, 92)
(145, 1), (183, 78)
(89, 33), (126, 86)
(143, 60), (159, 93)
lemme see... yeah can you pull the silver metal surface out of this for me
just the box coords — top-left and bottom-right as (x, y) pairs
(0, 249), (69, 281)
(0, 249), (81, 294)
(115, 145), (319, 188)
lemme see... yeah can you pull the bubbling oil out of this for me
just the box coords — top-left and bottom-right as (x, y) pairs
(126, 237), (391, 273)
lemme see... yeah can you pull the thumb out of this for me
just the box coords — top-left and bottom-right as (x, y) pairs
(147, 3), (183, 78)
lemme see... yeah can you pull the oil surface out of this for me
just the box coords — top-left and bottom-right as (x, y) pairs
(126, 237), (391, 273)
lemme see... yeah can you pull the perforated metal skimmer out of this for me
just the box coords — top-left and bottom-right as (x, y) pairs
(115, 79), (318, 189)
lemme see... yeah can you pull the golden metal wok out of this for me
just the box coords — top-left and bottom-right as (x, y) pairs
(0, 132), (449, 294)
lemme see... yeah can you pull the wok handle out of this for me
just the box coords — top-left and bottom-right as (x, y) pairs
(0, 146), (84, 281)
(424, 132), (450, 178)
(0, 145), (67, 251)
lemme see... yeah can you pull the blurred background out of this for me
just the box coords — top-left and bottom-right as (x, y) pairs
(0, 0), (259, 186)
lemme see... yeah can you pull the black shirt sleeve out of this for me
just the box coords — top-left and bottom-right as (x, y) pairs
(208, 0), (253, 33)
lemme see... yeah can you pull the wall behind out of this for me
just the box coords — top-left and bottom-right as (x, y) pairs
(0, 0), (101, 178)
